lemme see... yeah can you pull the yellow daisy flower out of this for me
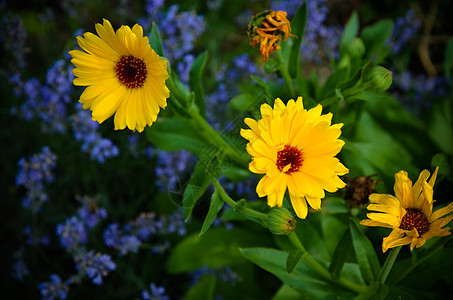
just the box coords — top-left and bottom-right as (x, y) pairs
(240, 97), (349, 219)
(360, 167), (453, 252)
(69, 19), (170, 133)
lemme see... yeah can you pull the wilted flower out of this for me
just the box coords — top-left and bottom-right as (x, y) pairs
(248, 10), (296, 61)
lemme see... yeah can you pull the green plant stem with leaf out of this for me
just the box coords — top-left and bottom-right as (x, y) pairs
(377, 246), (402, 284)
(288, 231), (367, 294)
(276, 50), (296, 98)
(186, 104), (250, 167)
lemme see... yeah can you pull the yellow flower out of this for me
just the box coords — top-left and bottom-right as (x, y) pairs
(69, 19), (170, 133)
(249, 10), (296, 61)
(360, 167), (453, 252)
(240, 97), (348, 219)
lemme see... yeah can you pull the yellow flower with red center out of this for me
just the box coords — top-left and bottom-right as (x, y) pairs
(240, 97), (349, 219)
(69, 19), (170, 133)
(360, 167), (453, 252)
(249, 10), (296, 61)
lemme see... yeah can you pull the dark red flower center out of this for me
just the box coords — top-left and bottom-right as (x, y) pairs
(399, 208), (430, 236)
(276, 145), (303, 174)
(115, 55), (147, 88)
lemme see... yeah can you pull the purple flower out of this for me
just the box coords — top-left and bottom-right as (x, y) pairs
(74, 250), (116, 285)
(141, 283), (170, 300)
(56, 216), (88, 251)
(38, 274), (69, 300)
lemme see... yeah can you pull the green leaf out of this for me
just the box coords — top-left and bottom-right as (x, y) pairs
(185, 275), (216, 300)
(348, 90), (393, 102)
(240, 247), (356, 298)
(272, 284), (303, 300)
(286, 249), (305, 274)
(427, 99), (453, 155)
(264, 58), (282, 74)
(350, 219), (381, 284)
(288, 2), (307, 78)
(251, 75), (272, 100)
(361, 19), (393, 61)
(329, 228), (352, 279)
(145, 117), (207, 154)
(431, 153), (451, 179)
(229, 93), (259, 112)
(321, 197), (348, 215)
(149, 22), (164, 56)
(199, 188), (224, 236)
(340, 12), (359, 55)
(182, 158), (214, 221)
(167, 227), (271, 273)
(357, 281), (389, 300)
(445, 38), (453, 80)
(320, 214), (348, 258)
(320, 68), (348, 99)
(189, 51), (208, 118)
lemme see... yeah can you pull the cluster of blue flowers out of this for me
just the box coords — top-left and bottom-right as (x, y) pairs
(155, 150), (196, 191)
(389, 9), (422, 55)
(104, 208), (187, 255)
(10, 59), (74, 133)
(74, 250), (116, 285)
(0, 9), (27, 73)
(70, 103), (120, 163)
(16, 146), (57, 213)
(141, 282), (170, 300)
(38, 274), (70, 300)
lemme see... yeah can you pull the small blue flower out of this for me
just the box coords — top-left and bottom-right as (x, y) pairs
(74, 250), (116, 285)
(141, 283), (170, 300)
(38, 274), (69, 300)
(56, 216), (88, 251)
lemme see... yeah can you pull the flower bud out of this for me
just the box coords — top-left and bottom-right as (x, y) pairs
(267, 207), (296, 235)
(368, 66), (392, 91)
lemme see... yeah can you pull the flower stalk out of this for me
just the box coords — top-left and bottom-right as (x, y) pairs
(377, 245), (402, 284)
(288, 232), (366, 294)
(276, 50), (296, 98)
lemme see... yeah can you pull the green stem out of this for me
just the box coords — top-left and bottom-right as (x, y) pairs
(394, 236), (452, 284)
(276, 50), (296, 98)
(288, 232), (366, 294)
(212, 179), (268, 224)
(187, 105), (249, 167)
(377, 245), (402, 284)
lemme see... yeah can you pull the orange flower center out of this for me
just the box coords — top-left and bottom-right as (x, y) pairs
(115, 55), (147, 88)
(276, 145), (303, 174)
(399, 208), (430, 236)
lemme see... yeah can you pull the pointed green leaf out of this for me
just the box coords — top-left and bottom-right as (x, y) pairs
(182, 158), (214, 221)
(272, 284), (303, 300)
(185, 275), (216, 300)
(149, 22), (164, 56)
(286, 249), (305, 274)
(189, 51), (208, 118)
(145, 117), (207, 154)
(329, 228), (352, 278)
(350, 218), (381, 284)
(357, 281), (389, 300)
(199, 187), (224, 236)
(288, 2), (307, 77)
(240, 247), (356, 298)
(340, 12), (359, 55)
(361, 19), (393, 61)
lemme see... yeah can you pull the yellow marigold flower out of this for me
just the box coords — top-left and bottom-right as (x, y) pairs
(240, 97), (349, 219)
(69, 19), (170, 133)
(249, 10), (296, 61)
(360, 167), (453, 253)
